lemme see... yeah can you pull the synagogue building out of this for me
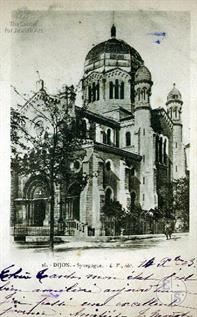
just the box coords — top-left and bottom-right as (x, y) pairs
(11, 26), (186, 241)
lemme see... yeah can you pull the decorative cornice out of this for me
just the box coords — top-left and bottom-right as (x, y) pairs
(173, 122), (182, 127)
(104, 67), (131, 77)
(83, 67), (132, 82)
(135, 79), (153, 86)
(166, 99), (183, 106)
(83, 71), (103, 82)
(94, 142), (142, 162)
(134, 106), (151, 111)
(120, 115), (134, 122)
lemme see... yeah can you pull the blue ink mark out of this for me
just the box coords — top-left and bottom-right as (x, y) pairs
(50, 292), (60, 298)
(147, 32), (166, 45)
(149, 32), (166, 37)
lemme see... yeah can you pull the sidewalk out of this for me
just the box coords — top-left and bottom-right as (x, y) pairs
(13, 232), (188, 251)
(53, 232), (188, 251)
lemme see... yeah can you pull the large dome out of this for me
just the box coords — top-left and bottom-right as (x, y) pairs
(86, 38), (143, 63)
(84, 25), (144, 74)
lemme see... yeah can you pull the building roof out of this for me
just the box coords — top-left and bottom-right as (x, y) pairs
(85, 25), (143, 67)
(167, 83), (182, 101)
(76, 106), (120, 128)
(94, 142), (142, 162)
(135, 65), (152, 82)
(86, 38), (143, 61)
(151, 107), (173, 137)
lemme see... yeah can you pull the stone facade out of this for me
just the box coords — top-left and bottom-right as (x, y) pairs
(11, 26), (186, 240)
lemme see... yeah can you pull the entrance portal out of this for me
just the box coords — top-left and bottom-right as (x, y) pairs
(65, 183), (80, 221)
(33, 199), (46, 226)
(25, 177), (50, 227)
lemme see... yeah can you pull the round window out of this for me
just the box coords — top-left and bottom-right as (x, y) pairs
(74, 160), (81, 170)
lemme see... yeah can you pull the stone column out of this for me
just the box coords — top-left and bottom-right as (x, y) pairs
(102, 78), (106, 100)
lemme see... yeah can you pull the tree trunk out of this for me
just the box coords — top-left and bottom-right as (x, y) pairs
(50, 177), (55, 251)
(49, 132), (57, 251)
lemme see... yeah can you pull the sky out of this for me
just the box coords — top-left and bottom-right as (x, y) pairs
(10, 9), (190, 143)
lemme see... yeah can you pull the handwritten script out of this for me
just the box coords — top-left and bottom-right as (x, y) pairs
(0, 256), (196, 317)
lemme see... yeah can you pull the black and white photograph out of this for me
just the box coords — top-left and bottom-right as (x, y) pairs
(10, 8), (190, 249)
(0, 1), (196, 316)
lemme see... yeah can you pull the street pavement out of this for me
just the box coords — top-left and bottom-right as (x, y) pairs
(11, 232), (189, 254)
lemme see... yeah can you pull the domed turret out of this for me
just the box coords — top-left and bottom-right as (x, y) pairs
(166, 83), (182, 104)
(166, 84), (183, 123)
(134, 65), (152, 109)
(135, 65), (152, 83)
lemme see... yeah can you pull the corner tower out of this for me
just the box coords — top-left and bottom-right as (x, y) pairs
(134, 66), (156, 210)
(82, 25), (144, 115)
(166, 84), (185, 179)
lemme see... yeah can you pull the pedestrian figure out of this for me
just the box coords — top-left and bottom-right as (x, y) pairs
(120, 228), (125, 237)
(164, 221), (172, 240)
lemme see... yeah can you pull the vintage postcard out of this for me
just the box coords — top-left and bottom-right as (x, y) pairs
(0, 0), (197, 316)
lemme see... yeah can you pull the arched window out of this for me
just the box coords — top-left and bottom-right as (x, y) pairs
(115, 79), (119, 99)
(159, 137), (163, 163)
(164, 139), (167, 164)
(81, 120), (87, 139)
(137, 88), (140, 101)
(89, 122), (96, 140)
(103, 131), (107, 144)
(130, 167), (135, 176)
(105, 187), (113, 204)
(33, 186), (47, 199)
(156, 135), (159, 162)
(143, 87), (146, 100)
(25, 178), (49, 227)
(66, 183), (81, 221)
(126, 131), (131, 146)
(120, 82), (124, 99)
(96, 82), (100, 100)
(174, 107), (177, 118)
(92, 82), (96, 102)
(88, 86), (91, 103)
(109, 81), (113, 99)
(107, 129), (111, 145)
